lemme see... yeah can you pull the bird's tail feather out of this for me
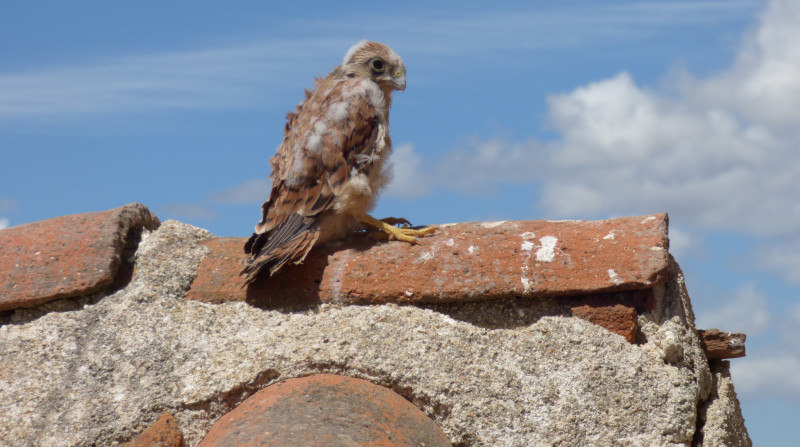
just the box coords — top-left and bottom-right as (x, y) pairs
(241, 213), (320, 285)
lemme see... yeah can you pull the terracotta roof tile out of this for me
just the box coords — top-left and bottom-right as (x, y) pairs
(0, 203), (159, 311)
(187, 214), (669, 307)
(198, 374), (451, 447)
(122, 413), (185, 447)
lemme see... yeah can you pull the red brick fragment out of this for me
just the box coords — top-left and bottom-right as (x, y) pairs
(0, 203), (159, 311)
(571, 302), (638, 343)
(187, 214), (669, 306)
(698, 329), (746, 359)
(122, 412), (185, 447)
(198, 374), (452, 447)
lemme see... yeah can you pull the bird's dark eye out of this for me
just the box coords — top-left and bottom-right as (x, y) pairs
(369, 58), (386, 73)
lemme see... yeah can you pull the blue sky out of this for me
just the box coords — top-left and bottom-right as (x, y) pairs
(2, 0), (799, 444)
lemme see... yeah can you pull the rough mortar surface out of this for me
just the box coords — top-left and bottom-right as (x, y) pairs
(0, 221), (741, 446)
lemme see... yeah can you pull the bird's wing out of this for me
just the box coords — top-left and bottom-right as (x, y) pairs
(242, 76), (382, 281)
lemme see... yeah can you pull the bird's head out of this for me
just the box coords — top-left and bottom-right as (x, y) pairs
(341, 40), (406, 92)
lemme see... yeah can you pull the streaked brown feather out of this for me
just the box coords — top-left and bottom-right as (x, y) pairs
(242, 41), (404, 284)
(242, 74), (381, 283)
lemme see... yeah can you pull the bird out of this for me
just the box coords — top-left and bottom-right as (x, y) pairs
(241, 40), (434, 284)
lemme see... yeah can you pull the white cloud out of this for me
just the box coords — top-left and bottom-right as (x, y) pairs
(0, 38), (349, 121)
(383, 144), (432, 199)
(731, 355), (800, 399)
(301, 2), (757, 57)
(781, 303), (800, 355)
(0, 2), (757, 122)
(665, 226), (698, 260)
(678, 0), (800, 131)
(540, 70), (795, 235)
(695, 283), (800, 400)
(208, 179), (271, 204)
(434, 138), (548, 195)
(695, 283), (771, 336)
(0, 218), (9, 230)
(411, 0), (800, 240)
(160, 203), (217, 220)
(755, 237), (800, 285)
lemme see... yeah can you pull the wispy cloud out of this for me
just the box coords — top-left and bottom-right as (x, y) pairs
(0, 38), (349, 121)
(696, 283), (771, 336)
(0, 2), (757, 123)
(298, 1), (757, 55)
(208, 179), (270, 204)
(0, 198), (16, 229)
(0, 197), (16, 213)
(732, 354), (800, 399)
(159, 203), (217, 220)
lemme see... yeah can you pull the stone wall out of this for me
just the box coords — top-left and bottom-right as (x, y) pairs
(0, 204), (751, 446)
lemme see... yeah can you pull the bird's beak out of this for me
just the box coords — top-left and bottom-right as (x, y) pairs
(392, 69), (406, 92)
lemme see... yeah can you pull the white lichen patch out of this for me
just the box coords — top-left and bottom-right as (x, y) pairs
(650, 246), (664, 251)
(641, 216), (657, 224)
(468, 245), (477, 254)
(607, 269), (622, 285)
(521, 277), (532, 294)
(603, 231), (615, 240)
(535, 236), (558, 263)
(519, 232), (536, 294)
(417, 251), (435, 263)
(446, 238), (455, 247)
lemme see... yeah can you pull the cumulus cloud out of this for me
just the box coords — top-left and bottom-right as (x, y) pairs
(402, 0), (800, 403)
(538, 0), (800, 236)
(0, 218), (9, 230)
(541, 71), (793, 233)
(678, 0), (800, 131)
(414, 0), (800, 239)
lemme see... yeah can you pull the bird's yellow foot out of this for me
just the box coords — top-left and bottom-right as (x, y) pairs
(359, 214), (435, 243)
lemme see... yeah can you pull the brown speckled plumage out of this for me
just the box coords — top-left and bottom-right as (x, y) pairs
(242, 41), (407, 283)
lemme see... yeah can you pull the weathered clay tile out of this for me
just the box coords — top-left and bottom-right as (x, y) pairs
(698, 329), (747, 359)
(122, 412), (185, 447)
(198, 374), (452, 447)
(187, 214), (669, 306)
(0, 203), (160, 311)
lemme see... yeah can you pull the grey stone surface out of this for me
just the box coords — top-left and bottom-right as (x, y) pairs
(0, 220), (749, 446)
(694, 361), (753, 447)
